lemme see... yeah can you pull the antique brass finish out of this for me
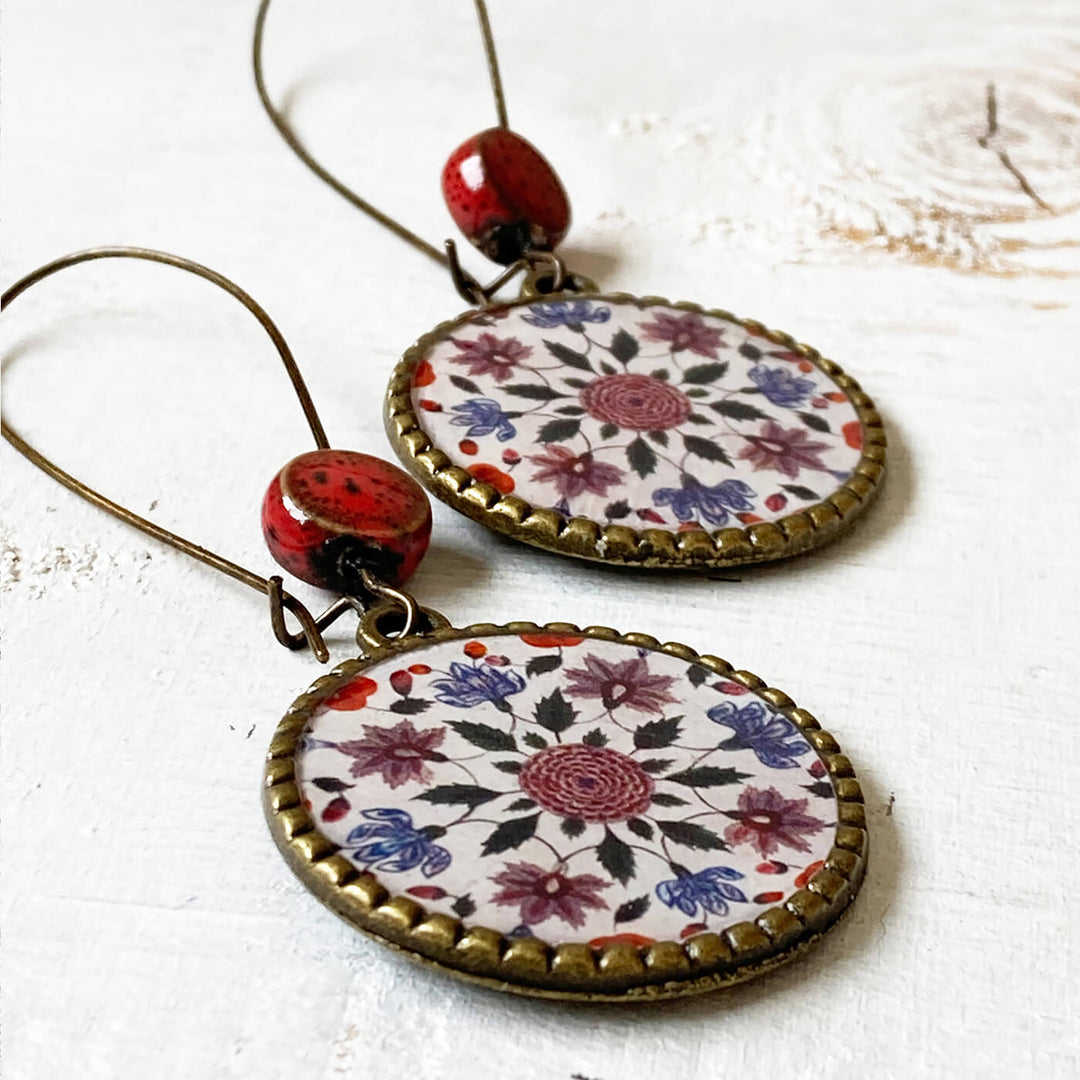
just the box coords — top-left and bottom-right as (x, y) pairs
(0, 246), (373, 662)
(263, 621), (869, 1001)
(385, 293), (887, 570)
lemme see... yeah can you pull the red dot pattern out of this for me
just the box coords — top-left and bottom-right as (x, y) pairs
(441, 128), (571, 263)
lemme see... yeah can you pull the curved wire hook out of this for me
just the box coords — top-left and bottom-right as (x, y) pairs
(254, 0), (514, 303)
(1, 246), (346, 662)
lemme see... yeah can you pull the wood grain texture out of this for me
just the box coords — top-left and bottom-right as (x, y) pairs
(1, 1), (1077, 1077)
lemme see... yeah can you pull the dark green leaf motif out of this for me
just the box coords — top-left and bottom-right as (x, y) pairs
(482, 813), (540, 855)
(657, 819), (729, 851)
(452, 894), (477, 918)
(614, 895), (651, 924)
(493, 760), (523, 774)
(666, 765), (750, 788)
(683, 434), (733, 466)
(526, 654), (562, 677)
(563, 376), (589, 390)
(648, 430), (669, 447)
(561, 817), (586, 838)
(537, 417), (581, 443)
(799, 411), (831, 433)
(633, 716), (682, 749)
(711, 399), (769, 422)
(504, 383), (566, 401)
(609, 329), (640, 363)
(782, 483), (820, 501)
(390, 698), (431, 715)
(627, 436), (657, 478)
(627, 818), (654, 841)
(599, 360), (618, 376)
(415, 784), (502, 808)
(312, 776), (352, 793)
(523, 731), (548, 750)
(534, 688), (578, 733)
(651, 792), (689, 807)
(544, 338), (594, 371)
(683, 361), (730, 384)
(450, 374), (481, 394)
(508, 797), (538, 812)
(639, 757), (675, 774)
(582, 727), (609, 747)
(739, 343), (762, 360)
(687, 666), (709, 687)
(448, 720), (516, 753)
(600, 422), (620, 440)
(803, 780), (835, 800)
(555, 405), (587, 416)
(605, 500), (631, 520)
(598, 828), (636, 885)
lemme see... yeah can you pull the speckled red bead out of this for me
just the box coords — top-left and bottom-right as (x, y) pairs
(261, 450), (432, 594)
(441, 128), (571, 264)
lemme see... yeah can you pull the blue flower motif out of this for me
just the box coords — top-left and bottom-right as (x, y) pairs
(747, 364), (815, 408)
(521, 300), (611, 329)
(432, 661), (527, 712)
(346, 808), (451, 877)
(652, 476), (756, 526)
(656, 866), (748, 918)
(449, 398), (517, 442)
(707, 700), (811, 769)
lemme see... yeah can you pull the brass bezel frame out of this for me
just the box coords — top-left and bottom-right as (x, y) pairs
(263, 621), (869, 1001)
(385, 293), (887, 570)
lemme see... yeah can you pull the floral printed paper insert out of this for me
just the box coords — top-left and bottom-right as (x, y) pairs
(408, 297), (864, 532)
(297, 633), (838, 946)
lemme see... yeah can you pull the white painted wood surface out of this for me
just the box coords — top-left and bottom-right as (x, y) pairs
(2, 1), (1077, 1076)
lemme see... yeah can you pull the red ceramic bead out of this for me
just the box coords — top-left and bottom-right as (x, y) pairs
(441, 128), (571, 264)
(261, 449), (431, 594)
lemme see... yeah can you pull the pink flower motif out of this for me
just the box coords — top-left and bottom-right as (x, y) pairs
(580, 373), (692, 431)
(637, 311), (723, 358)
(490, 862), (611, 928)
(723, 785), (826, 856)
(528, 446), (624, 499)
(564, 653), (678, 714)
(337, 720), (447, 789)
(518, 744), (655, 822)
(449, 333), (532, 382)
(738, 420), (830, 479)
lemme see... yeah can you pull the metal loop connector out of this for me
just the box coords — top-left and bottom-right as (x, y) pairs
(268, 578), (366, 664)
(359, 569), (421, 641)
(446, 241), (588, 308)
(355, 569), (449, 652)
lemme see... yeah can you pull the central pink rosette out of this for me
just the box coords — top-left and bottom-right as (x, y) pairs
(579, 373), (692, 431)
(518, 743), (655, 822)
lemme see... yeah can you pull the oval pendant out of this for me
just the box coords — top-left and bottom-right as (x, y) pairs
(386, 294), (886, 569)
(264, 621), (867, 1000)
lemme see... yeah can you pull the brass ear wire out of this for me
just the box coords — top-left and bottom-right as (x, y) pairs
(1, 245), (355, 663)
(254, 0), (568, 306)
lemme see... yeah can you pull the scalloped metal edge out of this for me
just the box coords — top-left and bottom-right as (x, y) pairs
(263, 621), (869, 1001)
(384, 292), (887, 570)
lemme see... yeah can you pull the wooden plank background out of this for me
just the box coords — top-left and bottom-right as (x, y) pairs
(1, 1), (1077, 1076)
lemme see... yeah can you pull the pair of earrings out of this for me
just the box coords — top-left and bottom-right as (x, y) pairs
(2, 0), (883, 1001)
